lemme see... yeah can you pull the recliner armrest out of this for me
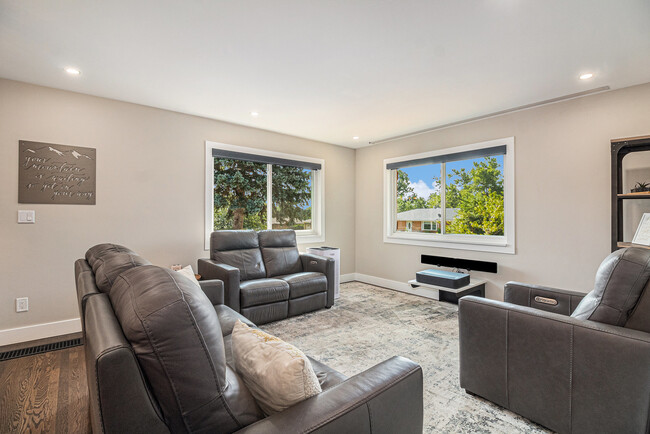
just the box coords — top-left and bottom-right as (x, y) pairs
(198, 259), (241, 312)
(301, 253), (335, 307)
(459, 296), (650, 434)
(235, 356), (423, 434)
(198, 279), (225, 305)
(504, 281), (586, 315)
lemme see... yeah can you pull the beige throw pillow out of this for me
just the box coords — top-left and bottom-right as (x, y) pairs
(231, 320), (322, 415)
(175, 265), (200, 286)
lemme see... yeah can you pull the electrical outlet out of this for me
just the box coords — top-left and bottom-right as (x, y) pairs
(16, 297), (28, 312)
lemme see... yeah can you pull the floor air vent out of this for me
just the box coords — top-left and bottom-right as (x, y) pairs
(0, 338), (83, 362)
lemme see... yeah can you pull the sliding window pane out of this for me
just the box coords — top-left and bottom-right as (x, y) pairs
(445, 156), (504, 235)
(213, 158), (267, 230)
(272, 165), (313, 230)
(395, 163), (442, 233)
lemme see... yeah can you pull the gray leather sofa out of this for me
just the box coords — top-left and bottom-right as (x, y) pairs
(75, 243), (423, 434)
(198, 230), (335, 325)
(459, 247), (650, 434)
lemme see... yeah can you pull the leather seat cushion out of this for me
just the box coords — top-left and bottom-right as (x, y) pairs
(308, 357), (347, 391)
(214, 304), (256, 337)
(109, 265), (263, 433)
(258, 230), (303, 277)
(240, 279), (290, 308)
(572, 247), (650, 327)
(280, 272), (327, 299)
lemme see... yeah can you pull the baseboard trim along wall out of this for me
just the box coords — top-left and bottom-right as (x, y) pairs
(349, 273), (441, 301)
(0, 318), (82, 347)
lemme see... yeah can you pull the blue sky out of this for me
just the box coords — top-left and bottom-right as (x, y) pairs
(401, 156), (503, 199)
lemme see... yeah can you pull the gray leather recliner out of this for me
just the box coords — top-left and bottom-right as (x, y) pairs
(198, 229), (335, 324)
(459, 247), (650, 434)
(75, 243), (424, 434)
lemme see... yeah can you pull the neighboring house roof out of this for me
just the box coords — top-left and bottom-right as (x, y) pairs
(396, 208), (458, 221)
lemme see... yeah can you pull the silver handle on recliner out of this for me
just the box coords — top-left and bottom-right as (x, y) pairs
(534, 296), (558, 306)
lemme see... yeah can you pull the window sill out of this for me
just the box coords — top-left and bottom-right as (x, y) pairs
(384, 233), (515, 254)
(297, 233), (325, 245)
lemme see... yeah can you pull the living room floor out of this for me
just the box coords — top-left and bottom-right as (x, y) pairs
(0, 282), (548, 433)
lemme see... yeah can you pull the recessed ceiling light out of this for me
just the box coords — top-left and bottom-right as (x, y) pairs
(65, 67), (81, 75)
(353, 136), (359, 140)
(579, 73), (593, 80)
(250, 111), (259, 117)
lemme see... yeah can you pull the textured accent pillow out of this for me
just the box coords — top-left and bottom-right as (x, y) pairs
(176, 265), (200, 286)
(231, 320), (321, 415)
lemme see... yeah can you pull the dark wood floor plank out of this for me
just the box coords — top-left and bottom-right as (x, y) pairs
(0, 346), (90, 434)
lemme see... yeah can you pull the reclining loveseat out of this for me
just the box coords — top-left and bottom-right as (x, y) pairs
(75, 243), (424, 434)
(198, 229), (335, 324)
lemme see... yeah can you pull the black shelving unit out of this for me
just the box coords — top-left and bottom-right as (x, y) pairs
(611, 135), (650, 251)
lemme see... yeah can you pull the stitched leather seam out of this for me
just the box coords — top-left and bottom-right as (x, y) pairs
(303, 366), (422, 433)
(463, 299), (650, 343)
(367, 402), (374, 433)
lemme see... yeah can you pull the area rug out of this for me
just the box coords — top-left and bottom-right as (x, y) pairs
(263, 281), (549, 433)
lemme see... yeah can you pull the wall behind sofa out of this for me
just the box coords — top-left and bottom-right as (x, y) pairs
(355, 82), (650, 299)
(0, 78), (356, 344)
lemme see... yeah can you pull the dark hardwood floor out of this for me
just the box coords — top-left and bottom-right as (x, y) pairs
(0, 341), (90, 433)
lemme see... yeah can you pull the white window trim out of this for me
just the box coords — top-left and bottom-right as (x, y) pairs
(205, 141), (325, 250)
(383, 137), (515, 254)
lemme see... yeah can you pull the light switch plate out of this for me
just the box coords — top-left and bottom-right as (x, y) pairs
(18, 210), (35, 224)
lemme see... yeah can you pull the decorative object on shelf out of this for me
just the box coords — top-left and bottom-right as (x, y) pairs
(632, 213), (650, 246)
(415, 268), (470, 289)
(631, 181), (650, 193)
(18, 140), (96, 204)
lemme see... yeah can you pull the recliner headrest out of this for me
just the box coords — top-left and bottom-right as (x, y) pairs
(211, 230), (260, 252)
(258, 230), (297, 248)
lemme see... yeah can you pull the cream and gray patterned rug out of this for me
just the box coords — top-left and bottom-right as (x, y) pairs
(264, 282), (549, 433)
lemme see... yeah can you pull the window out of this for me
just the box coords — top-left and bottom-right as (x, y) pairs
(383, 137), (515, 254)
(205, 142), (324, 249)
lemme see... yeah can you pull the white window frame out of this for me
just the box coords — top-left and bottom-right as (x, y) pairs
(383, 137), (515, 254)
(205, 141), (325, 250)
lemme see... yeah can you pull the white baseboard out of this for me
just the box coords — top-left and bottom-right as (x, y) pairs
(340, 273), (356, 283)
(348, 273), (441, 301)
(0, 318), (82, 347)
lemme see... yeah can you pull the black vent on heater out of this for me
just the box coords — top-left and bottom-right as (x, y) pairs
(0, 338), (83, 362)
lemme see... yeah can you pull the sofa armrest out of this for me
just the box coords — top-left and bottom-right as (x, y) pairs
(504, 281), (586, 315)
(198, 259), (241, 312)
(235, 356), (422, 434)
(85, 294), (169, 434)
(459, 296), (650, 434)
(198, 279), (225, 305)
(301, 253), (335, 307)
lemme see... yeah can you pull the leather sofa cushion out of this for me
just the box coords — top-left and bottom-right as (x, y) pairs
(211, 231), (266, 280)
(625, 280), (650, 333)
(280, 272), (327, 299)
(572, 248), (650, 327)
(87, 250), (150, 294)
(240, 279), (290, 308)
(258, 230), (302, 277)
(109, 265), (262, 433)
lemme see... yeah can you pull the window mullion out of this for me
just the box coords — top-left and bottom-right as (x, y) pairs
(266, 164), (273, 230)
(441, 162), (446, 235)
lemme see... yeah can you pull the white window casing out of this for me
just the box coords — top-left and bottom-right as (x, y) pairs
(383, 137), (515, 254)
(205, 141), (325, 250)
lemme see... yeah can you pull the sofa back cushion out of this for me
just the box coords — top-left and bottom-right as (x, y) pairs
(210, 230), (266, 281)
(85, 243), (150, 293)
(258, 230), (303, 277)
(571, 247), (650, 329)
(109, 265), (262, 434)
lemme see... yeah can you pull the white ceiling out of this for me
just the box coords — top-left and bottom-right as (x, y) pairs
(1, 1), (649, 148)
